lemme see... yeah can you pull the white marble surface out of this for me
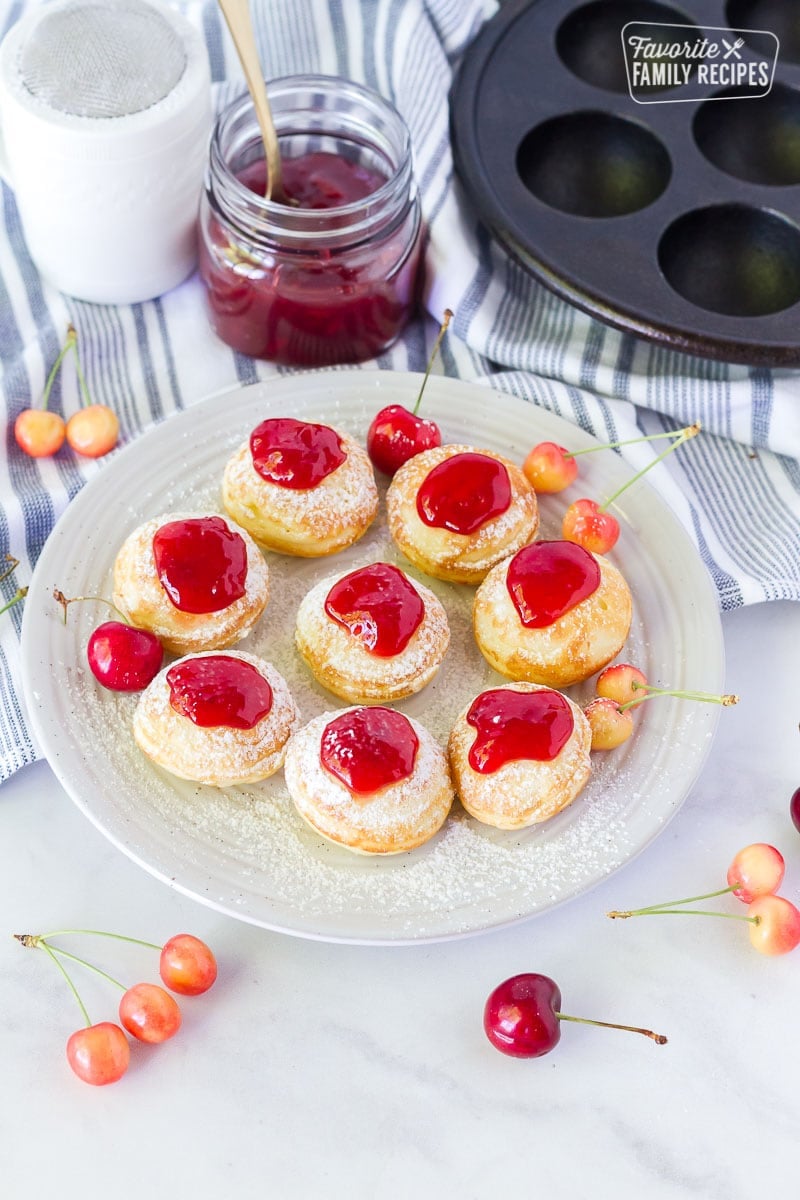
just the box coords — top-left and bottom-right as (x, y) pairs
(2, 599), (799, 1199)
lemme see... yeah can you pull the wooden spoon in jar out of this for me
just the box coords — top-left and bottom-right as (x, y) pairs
(216, 0), (291, 205)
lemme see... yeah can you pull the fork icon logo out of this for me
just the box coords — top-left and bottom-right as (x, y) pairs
(723, 36), (745, 59)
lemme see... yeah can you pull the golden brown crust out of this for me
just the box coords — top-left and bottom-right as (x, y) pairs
(472, 550), (632, 687)
(385, 444), (539, 584)
(132, 651), (300, 787)
(294, 564), (450, 703)
(221, 429), (378, 556)
(448, 682), (592, 829)
(112, 512), (269, 656)
(283, 710), (454, 854)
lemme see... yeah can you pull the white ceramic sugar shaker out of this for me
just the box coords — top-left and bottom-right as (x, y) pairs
(0, 0), (212, 303)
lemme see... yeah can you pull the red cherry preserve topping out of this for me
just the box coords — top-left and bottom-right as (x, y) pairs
(466, 688), (574, 773)
(152, 516), (248, 614)
(506, 540), (601, 628)
(416, 452), (512, 535)
(320, 707), (419, 796)
(166, 655), (273, 729)
(324, 563), (424, 657)
(250, 417), (346, 489)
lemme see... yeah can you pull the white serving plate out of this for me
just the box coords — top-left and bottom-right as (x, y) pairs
(20, 371), (723, 944)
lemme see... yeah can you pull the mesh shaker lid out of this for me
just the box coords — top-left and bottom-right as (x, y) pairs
(18, 0), (187, 119)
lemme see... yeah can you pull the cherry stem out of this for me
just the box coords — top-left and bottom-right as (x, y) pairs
(39, 940), (127, 991)
(68, 325), (93, 410)
(37, 939), (92, 1028)
(607, 906), (758, 924)
(619, 682), (739, 712)
(608, 884), (738, 914)
(566, 429), (694, 460)
(411, 308), (453, 416)
(40, 327), (77, 413)
(0, 587), (27, 617)
(556, 1012), (667, 1044)
(0, 555), (19, 585)
(600, 422), (700, 512)
(35, 927), (161, 951)
(53, 589), (128, 627)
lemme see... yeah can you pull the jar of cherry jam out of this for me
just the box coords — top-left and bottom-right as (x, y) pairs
(198, 75), (423, 366)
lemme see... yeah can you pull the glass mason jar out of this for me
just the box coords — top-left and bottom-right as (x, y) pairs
(198, 75), (424, 367)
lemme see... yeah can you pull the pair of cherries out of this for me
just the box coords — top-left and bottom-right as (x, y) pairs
(608, 842), (800, 957)
(523, 423), (700, 555)
(583, 661), (738, 751)
(14, 325), (119, 460)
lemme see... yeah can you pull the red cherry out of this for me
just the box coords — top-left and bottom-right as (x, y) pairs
(87, 621), (163, 691)
(484, 973), (562, 1058)
(727, 844), (785, 904)
(366, 308), (451, 476)
(159, 934), (217, 996)
(119, 983), (182, 1043)
(66, 1022), (130, 1085)
(366, 404), (441, 476)
(14, 409), (66, 458)
(484, 973), (666, 1058)
(562, 498), (620, 554)
(522, 442), (578, 493)
(790, 788), (800, 834)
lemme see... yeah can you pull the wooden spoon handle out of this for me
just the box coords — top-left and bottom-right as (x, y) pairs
(217, 0), (286, 203)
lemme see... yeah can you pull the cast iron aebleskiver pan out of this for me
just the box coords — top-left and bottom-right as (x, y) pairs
(450, 0), (800, 366)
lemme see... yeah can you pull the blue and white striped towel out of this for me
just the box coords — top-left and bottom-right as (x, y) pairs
(1, 0), (799, 780)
